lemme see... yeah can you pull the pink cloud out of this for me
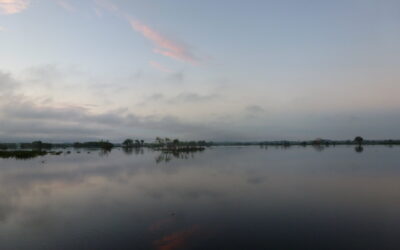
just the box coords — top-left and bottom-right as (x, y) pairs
(128, 17), (198, 64)
(93, 0), (199, 64)
(0, 0), (30, 15)
(149, 61), (172, 73)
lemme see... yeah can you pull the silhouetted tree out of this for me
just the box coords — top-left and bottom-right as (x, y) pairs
(172, 139), (180, 148)
(122, 139), (134, 148)
(155, 137), (164, 147)
(354, 136), (364, 146)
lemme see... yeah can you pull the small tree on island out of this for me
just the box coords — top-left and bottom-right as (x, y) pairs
(354, 136), (364, 146)
(172, 138), (179, 143)
(122, 139), (134, 148)
(155, 137), (164, 147)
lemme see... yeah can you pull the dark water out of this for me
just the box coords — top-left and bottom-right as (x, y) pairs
(1, 146), (400, 250)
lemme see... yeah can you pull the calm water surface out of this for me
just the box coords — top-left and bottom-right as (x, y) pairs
(1, 146), (400, 250)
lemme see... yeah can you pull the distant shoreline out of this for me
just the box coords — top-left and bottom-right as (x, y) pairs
(0, 138), (398, 160)
(1, 138), (400, 150)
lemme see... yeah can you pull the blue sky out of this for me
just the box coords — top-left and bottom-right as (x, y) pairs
(1, 0), (400, 141)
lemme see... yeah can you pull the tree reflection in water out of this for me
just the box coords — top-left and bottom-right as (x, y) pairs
(99, 148), (112, 157)
(122, 147), (144, 155)
(354, 146), (364, 153)
(155, 150), (200, 164)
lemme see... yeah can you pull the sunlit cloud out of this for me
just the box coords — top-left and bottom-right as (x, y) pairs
(93, 0), (200, 64)
(127, 17), (199, 64)
(54, 0), (75, 12)
(149, 61), (172, 73)
(0, 0), (30, 14)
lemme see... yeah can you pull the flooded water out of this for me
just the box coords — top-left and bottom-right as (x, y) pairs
(0, 146), (400, 250)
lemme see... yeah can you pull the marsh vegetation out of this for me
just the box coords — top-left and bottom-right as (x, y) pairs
(0, 136), (399, 160)
(0, 150), (62, 159)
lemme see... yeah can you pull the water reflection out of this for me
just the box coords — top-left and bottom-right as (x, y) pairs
(355, 145), (364, 153)
(99, 148), (112, 156)
(122, 147), (144, 155)
(155, 151), (199, 164)
(0, 146), (400, 249)
(312, 144), (325, 152)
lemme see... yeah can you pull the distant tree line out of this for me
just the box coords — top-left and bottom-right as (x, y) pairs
(121, 137), (211, 152)
(73, 140), (113, 150)
(122, 139), (144, 148)
(1, 136), (400, 151)
(152, 137), (211, 148)
(220, 137), (400, 147)
(21, 141), (52, 149)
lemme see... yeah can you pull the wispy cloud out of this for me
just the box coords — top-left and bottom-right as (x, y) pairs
(0, 0), (30, 15)
(149, 61), (172, 73)
(168, 92), (218, 104)
(54, 0), (75, 12)
(127, 17), (199, 64)
(143, 92), (218, 105)
(0, 25), (5, 31)
(93, 0), (199, 64)
(246, 105), (265, 113)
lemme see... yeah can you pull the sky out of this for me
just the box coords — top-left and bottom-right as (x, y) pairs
(1, 0), (400, 142)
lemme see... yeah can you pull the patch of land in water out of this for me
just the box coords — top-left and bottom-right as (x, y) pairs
(0, 150), (63, 159)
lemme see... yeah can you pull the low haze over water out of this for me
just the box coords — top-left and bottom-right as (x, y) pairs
(1, 146), (400, 249)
